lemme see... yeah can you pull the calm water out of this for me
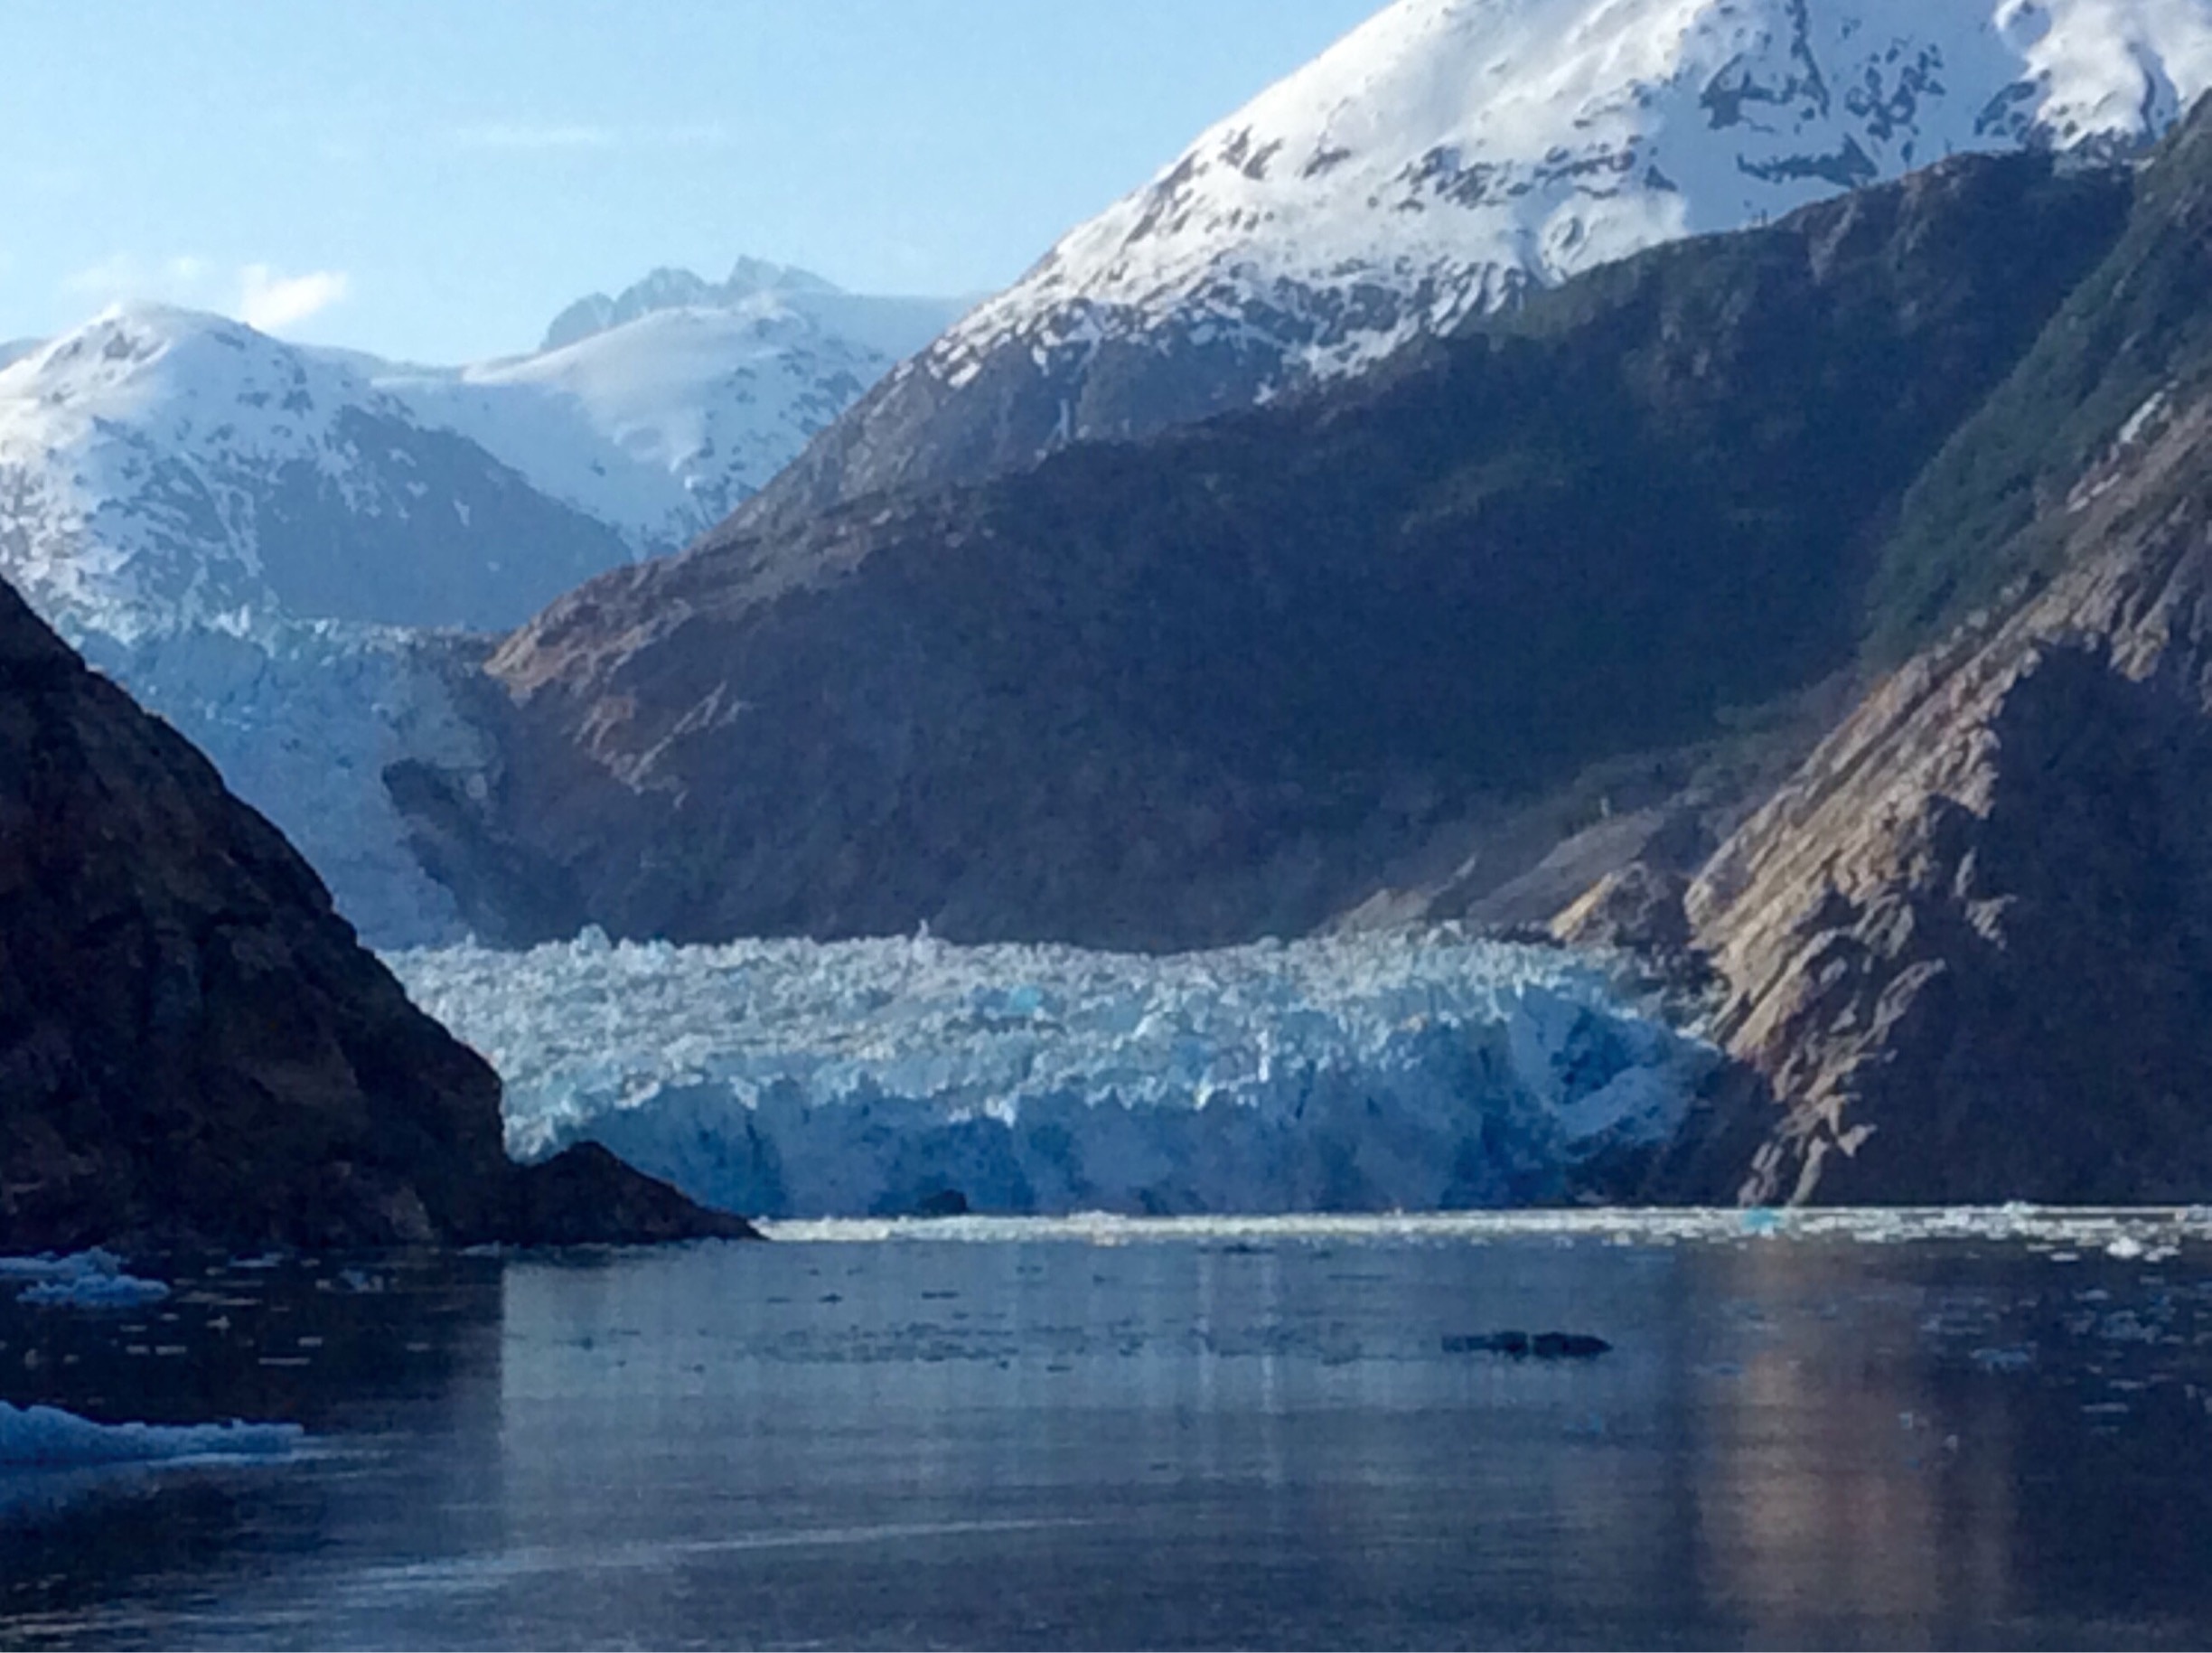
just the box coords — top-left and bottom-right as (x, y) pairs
(7, 1216), (2212, 1648)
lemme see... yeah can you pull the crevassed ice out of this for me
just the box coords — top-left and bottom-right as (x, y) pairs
(388, 927), (1716, 1219)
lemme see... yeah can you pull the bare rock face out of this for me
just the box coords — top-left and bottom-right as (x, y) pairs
(1674, 394), (2212, 1204)
(0, 578), (751, 1251)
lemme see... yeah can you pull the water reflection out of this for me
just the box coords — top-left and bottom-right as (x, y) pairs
(6, 1233), (2212, 1646)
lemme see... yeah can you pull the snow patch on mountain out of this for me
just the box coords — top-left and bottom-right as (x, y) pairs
(932, 0), (2212, 387)
(388, 926), (1713, 1218)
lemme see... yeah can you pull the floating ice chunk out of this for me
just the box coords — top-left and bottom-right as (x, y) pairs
(18, 1274), (171, 1309)
(389, 925), (1718, 1219)
(2, 1250), (170, 1308)
(0, 1402), (301, 1468)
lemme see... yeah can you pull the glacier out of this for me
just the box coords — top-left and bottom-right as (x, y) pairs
(75, 618), (483, 948)
(388, 926), (1716, 1219)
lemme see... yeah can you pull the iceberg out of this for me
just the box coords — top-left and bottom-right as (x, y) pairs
(0, 1403), (301, 1468)
(389, 926), (1716, 1218)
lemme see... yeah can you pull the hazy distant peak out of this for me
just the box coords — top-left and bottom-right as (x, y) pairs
(540, 256), (846, 350)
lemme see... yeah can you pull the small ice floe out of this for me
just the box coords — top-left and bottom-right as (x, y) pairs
(0, 1250), (170, 1309)
(0, 1401), (301, 1468)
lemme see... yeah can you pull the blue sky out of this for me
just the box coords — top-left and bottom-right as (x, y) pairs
(2, 0), (1381, 362)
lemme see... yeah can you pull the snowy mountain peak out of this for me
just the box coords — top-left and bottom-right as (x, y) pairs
(6, 303), (382, 463)
(727, 0), (2212, 531)
(940, 0), (2212, 380)
(377, 274), (969, 546)
(0, 305), (631, 640)
(540, 256), (846, 351)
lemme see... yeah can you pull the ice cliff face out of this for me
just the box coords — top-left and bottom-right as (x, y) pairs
(728, 0), (2212, 530)
(388, 927), (1715, 1218)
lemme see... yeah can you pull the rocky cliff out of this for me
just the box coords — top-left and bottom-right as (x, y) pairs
(1653, 98), (2212, 1202)
(1671, 409), (2212, 1203)
(0, 578), (751, 1250)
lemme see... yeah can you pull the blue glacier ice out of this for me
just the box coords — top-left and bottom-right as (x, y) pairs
(388, 926), (1717, 1218)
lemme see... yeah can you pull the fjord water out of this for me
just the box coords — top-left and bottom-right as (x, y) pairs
(8, 1220), (2212, 1649)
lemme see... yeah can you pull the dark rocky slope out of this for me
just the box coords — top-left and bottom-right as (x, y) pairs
(1651, 100), (2212, 1203)
(408, 153), (2125, 952)
(0, 578), (751, 1251)
(1666, 411), (2212, 1204)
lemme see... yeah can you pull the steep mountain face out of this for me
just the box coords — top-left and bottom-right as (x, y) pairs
(1657, 97), (2212, 1204)
(0, 575), (750, 1249)
(408, 152), (2125, 951)
(375, 262), (967, 549)
(0, 307), (634, 639)
(724, 0), (2212, 535)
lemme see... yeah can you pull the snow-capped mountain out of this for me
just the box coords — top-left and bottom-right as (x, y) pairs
(0, 305), (633, 640)
(726, 0), (2212, 531)
(0, 270), (961, 948)
(372, 266), (965, 547)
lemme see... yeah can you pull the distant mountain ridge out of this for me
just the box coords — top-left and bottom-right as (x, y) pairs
(724, 0), (2212, 535)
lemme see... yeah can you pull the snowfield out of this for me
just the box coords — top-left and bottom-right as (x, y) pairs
(388, 927), (1716, 1219)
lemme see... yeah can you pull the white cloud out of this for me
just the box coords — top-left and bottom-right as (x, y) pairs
(236, 265), (351, 331)
(58, 255), (350, 333)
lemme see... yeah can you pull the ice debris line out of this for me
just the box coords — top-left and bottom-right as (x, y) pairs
(389, 926), (1715, 1219)
(0, 1403), (300, 1469)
